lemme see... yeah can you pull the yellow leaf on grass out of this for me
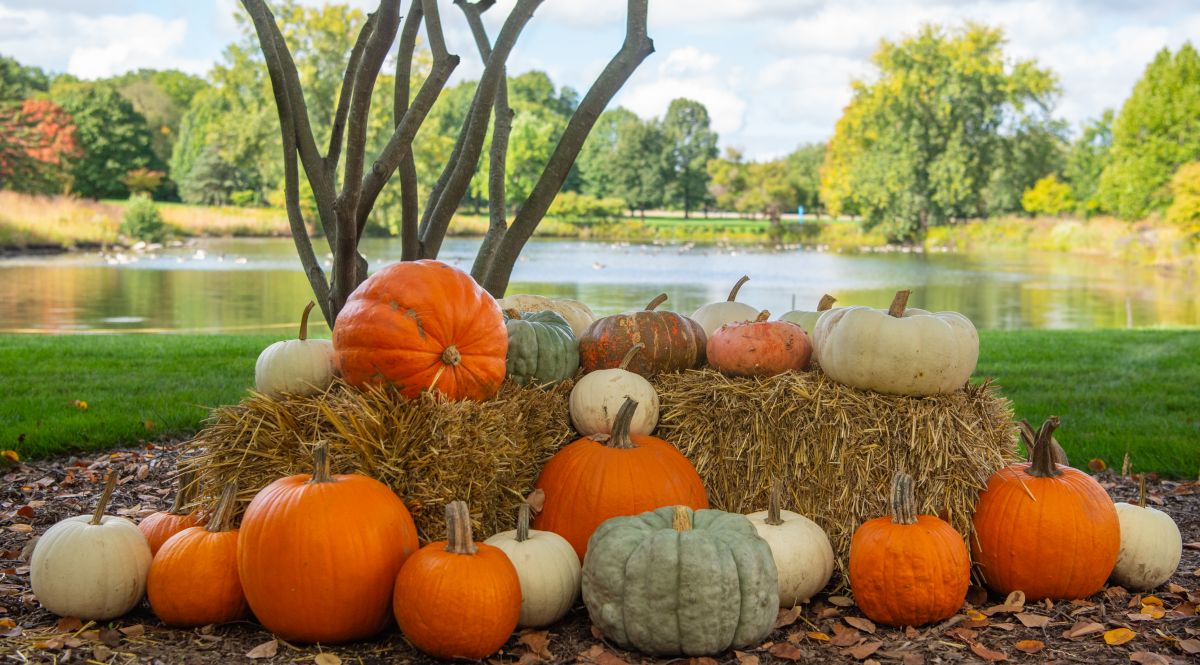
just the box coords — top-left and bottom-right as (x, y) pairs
(1, 450), (19, 463)
(1088, 458), (1107, 472)
(1103, 628), (1136, 645)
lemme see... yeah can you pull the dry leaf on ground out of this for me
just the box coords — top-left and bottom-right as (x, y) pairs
(1128, 653), (1172, 665)
(844, 617), (876, 634)
(969, 642), (1007, 661)
(314, 654), (342, 665)
(1104, 627), (1137, 645)
(846, 641), (883, 660)
(768, 642), (804, 661)
(1014, 639), (1045, 654)
(1064, 621), (1105, 639)
(246, 639), (277, 659)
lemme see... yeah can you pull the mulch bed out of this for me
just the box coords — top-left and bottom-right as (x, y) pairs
(2, 444), (1198, 665)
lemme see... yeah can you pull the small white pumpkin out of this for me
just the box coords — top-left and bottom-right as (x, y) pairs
(778, 294), (838, 335)
(484, 493), (581, 627)
(691, 275), (759, 336)
(1111, 475), (1182, 591)
(254, 301), (336, 397)
(498, 294), (596, 337)
(813, 290), (979, 396)
(569, 343), (659, 436)
(30, 473), (152, 620)
(745, 482), (834, 607)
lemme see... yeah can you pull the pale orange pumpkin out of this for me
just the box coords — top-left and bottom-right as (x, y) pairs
(139, 468), (203, 556)
(707, 310), (812, 377)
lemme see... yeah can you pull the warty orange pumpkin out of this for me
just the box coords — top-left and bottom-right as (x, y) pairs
(578, 294), (706, 377)
(707, 310), (812, 377)
(139, 468), (203, 556)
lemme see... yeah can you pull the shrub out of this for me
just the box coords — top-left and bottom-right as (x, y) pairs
(1166, 161), (1200, 226)
(548, 191), (625, 222)
(122, 168), (164, 196)
(230, 190), (258, 207)
(1021, 175), (1075, 217)
(121, 194), (167, 242)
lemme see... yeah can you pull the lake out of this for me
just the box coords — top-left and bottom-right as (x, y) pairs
(1, 237), (1197, 333)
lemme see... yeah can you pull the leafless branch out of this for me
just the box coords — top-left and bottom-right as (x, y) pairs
(325, 11), (377, 173)
(394, 1), (423, 260)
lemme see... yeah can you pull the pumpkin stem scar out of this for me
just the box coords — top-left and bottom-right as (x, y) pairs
(887, 290), (911, 317)
(671, 505), (692, 531)
(727, 275), (750, 302)
(889, 471), (919, 525)
(766, 480), (784, 526)
(91, 471), (118, 525)
(445, 500), (479, 555)
(441, 345), (462, 367)
(607, 398), (640, 449)
(309, 442), (335, 484)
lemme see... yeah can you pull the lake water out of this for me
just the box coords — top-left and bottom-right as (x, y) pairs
(1, 237), (1197, 333)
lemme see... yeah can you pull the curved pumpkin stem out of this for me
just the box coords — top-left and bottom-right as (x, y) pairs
(889, 471), (918, 525)
(754, 310), (771, 323)
(206, 482), (239, 533)
(644, 293), (668, 311)
(618, 343), (645, 371)
(887, 290), (911, 318)
(298, 301), (315, 341)
(445, 500), (479, 555)
(766, 480), (784, 526)
(607, 397), (639, 449)
(1027, 416), (1063, 478)
(310, 442), (334, 484)
(516, 502), (531, 543)
(91, 471), (118, 526)
(727, 275), (750, 302)
(817, 294), (837, 312)
(672, 505), (692, 532)
(167, 467), (197, 516)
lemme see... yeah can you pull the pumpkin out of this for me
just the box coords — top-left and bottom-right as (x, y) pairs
(333, 260), (507, 401)
(238, 443), (419, 643)
(30, 473), (152, 620)
(569, 343), (659, 437)
(255, 301), (336, 397)
(394, 501), (522, 659)
(778, 294), (838, 335)
(691, 275), (759, 336)
(972, 417), (1120, 600)
(503, 309), (579, 386)
(139, 467), (202, 556)
(1111, 473), (1182, 591)
(707, 310), (812, 377)
(582, 505), (778, 656)
(497, 294), (596, 336)
(745, 481), (834, 606)
(148, 482), (247, 627)
(533, 397), (708, 560)
(579, 294), (706, 377)
(849, 472), (969, 627)
(483, 491), (581, 627)
(812, 290), (978, 396)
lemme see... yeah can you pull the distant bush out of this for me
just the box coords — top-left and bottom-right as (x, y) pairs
(122, 168), (165, 197)
(230, 190), (258, 207)
(120, 194), (167, 242)
(1166, 162), (1200, 226)
(1021, 175), (1075, 217)
(548, 191), (625, 222)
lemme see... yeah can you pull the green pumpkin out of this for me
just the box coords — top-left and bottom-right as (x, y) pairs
(503, 309), (580, 386)
(582, 505), (778, 657)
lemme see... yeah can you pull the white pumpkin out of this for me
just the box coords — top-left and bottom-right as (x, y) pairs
(1111, 476), (1182, 591)
(691, 275), (759, 336)
(255, 301), (336, 397)
(778, 294), (838, 335)
(569, 343), (659, 436)
(30, 474), (152, 620)
(745, 484), (834, 606)
(484, 495), (581, 627)
(813, 290), (978, 396)
(498, 294), (596, 337)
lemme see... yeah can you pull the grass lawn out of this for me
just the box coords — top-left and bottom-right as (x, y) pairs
(1, 330), (1196, 477)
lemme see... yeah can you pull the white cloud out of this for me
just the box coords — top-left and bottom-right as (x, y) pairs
(618, 47), (747, 135)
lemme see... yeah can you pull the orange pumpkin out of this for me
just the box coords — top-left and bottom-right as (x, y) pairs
(579, 294), (706, 377)
(140, 468), (203, 555)
(972, 416), (1119, 600)
(849, 472), (969, 627)
(147, 483), (247, 627)
(707, 310), (812, 377)
(533, 397), (708, 560)
(237, 444), (419, 643)
(333, 260), (507, 400)
(394, 501), (521, 659)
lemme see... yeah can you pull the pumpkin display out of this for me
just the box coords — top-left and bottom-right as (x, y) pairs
(503, 309), (579, 386)
(148, 483), (247, 627)
(812, 290), (978, 396)
(238, 444), (419, 643)
(569, 343), (659, 437)
(579, 294), (706, 377)
(707, 310), (812, 377)
(691, 275), (759, 336)
(849, 472), (969, 627)
(255, 301), (336, 397)
(778, 294), (838, 335)
(333, 260), (507, 401)
(394, 501), (522, 659)
(30, 473), (152, 620)
(1111, 473), (1182, 591)
(497, 294), (596, 336)
(483, 492), (581, 627)
(139, 468), (202, 555)
(533, 397), (708, 560)
(745, 482), (834, 606)
(971, 417), (1120, 600)
(582, 505), (778, 656)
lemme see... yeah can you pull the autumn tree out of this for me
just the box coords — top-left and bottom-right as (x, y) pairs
(0, 99), (82, 193)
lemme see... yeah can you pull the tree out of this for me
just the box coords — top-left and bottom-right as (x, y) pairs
(578, 107), (639, 200)
(706, 147), (746, 213)
(1021, 174), (1074, 216)
(109, 69), (209, 165)
(661, 98), (717, 217)
(0, 55), (49, 103)
(179, 144), (254, 205)
(984, 117), (1067, 215)
(785, 143), (824, 216)
(1063, 110), (1113, 216)
(741, 160), (795, 223)
(1165, 161), (1200, 226)
(0, 99), (81, 193)
(611, 117), (668, 217)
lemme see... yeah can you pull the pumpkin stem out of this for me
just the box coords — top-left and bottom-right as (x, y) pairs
(618, 343), (645, 370)
(672, 505), (692, 532)
(754, 310), (771, 323)
(727, 275), (750, 302)
(441, 345), (462, 367)
(516, 502), (531, 543)
(766, 480), (784, 526)
(887, 290), (911, 318)
(889, 471), (918, 525)
(1027, 416), (1063, 478)
(607, 397), (639, 449)
(445, 500), (479, 555)
(298, 301), (315, 341)
(817, 294), (837, 311)
(167, 467), (197, 516)
(644, 293), (669, 311)
(1137, 472), (1147, 509)
(206, 482), (239, 533)
(504, 309), (522, 320)
(91, 471), (118, 526)
(310, 442), (334, 484)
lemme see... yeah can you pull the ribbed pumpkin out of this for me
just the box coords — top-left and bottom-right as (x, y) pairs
(972, 417), (1120, 600)
(690, 275), (759, 336)
(849, 472), (969, 627)
(745, 482), (834, 606)
(333, 260), (507, 401)
(533, 397), (708, 560)
(778, 294), (838, 335)
(139, 468), (202, 556)
(148, 483), (247, 627)
(579, 294), (706, 377)
(237, 444), (420, 643)
(707, 311), (812, 377)
(255, 301), (336, 397)
(503, 309), (579, 386)
(569, 343), (659, 437)
(497, 294), (595, 336)
(1111, 474), (1183, 591)
(394, 501), (522, 659)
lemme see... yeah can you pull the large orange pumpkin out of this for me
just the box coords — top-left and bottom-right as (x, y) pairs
(394, 501), (521, 659)
(533, 397), (708, 560)
(139, 468), (203, 555)
(148, 483), (247, 627)
(972, 417), (1120, 600)
(237, 444), (420, 643)
(578, 294), (706, 377)
(333, 260), (507, 400)
(849, 472), (969, 627)
(707, 310), (812, 377)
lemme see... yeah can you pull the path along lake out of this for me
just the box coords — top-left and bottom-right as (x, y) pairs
(1, 237), (1197, 333)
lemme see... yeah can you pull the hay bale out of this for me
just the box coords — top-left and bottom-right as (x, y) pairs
(653, 369), (1017, 581)
(179, 380), (574, 542)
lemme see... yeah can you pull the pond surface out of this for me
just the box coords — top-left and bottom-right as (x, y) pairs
(1, 237), (1197, 333)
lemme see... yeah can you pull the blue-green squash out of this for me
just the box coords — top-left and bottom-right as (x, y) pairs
(503, 309), (579, 386)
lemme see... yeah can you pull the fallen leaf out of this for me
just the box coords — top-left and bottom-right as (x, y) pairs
(828, 595), (854, 607)
(1, 450), (19, 463)
(1088, 458), (1107, 472)
(314, 654), (342, 665)
(246, 639), (278, 659)
(734, 651), (760, 665)
(1183, 543), (1200, 552)
(1167, 583), (1187, 594)
(690, 658), (718, 665)
(948, 627), (978, 642)
(1015, 640), (1045, 654)
(768, 643), (804, 661)
(831, 625), (862, 647)
(143, 419), (155, 430)
(8, 524), (32, 533)
(1139, 604), (1166, 619)
(1003, 590), (1026, 609)
(967, 586), (988, 606)
(0, 618), (14, 628)
(518, 629), (553, 660)
(806, 631), (830, 642)
(844, 617), (876, 634)
(969, 642), (1008, 661)
(98, 627), (121, 647)
(1142, 595), (1164, 607)
(775, 607), (801, 629)
(1104, 627), (1137, 645)
(15, 505), (34, 519)
(118, 624), (144, 638)
(1015, 613), (1050, 628)
(901, 654), (924, 665)
(1127, 612), (1154, 621)
(1128, 653), (1171, 665)
(1178, 639), (1200, 654)
(846, 641), (882, 660)
(92, 644), (112, 661)
(1064, 621), (1105, 639)
(72, 400), (87, 410)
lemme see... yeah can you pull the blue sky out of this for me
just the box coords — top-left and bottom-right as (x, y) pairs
(3, 0), (1198, 158)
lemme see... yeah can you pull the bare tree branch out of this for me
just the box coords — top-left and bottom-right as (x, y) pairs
(394, 1), (423, 261)
(325, 12), (378, 174)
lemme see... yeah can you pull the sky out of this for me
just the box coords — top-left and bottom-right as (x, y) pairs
(2, 0), (1199, 159)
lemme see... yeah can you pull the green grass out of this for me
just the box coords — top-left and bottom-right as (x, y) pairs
(2, 330), (1197, 477)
